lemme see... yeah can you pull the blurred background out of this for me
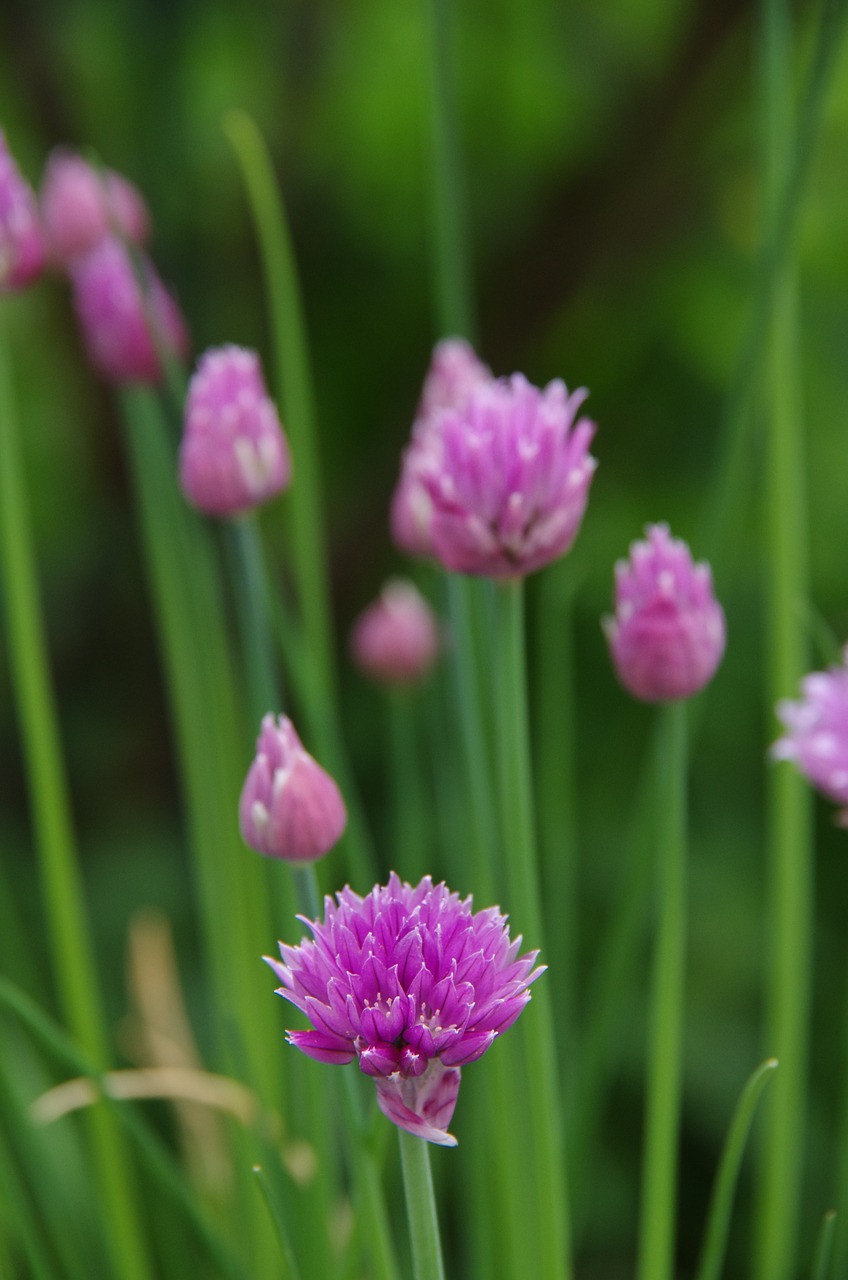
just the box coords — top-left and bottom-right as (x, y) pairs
(2, 0), (848, 1274)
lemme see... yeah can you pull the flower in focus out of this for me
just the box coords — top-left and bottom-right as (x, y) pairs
(418, 373), (596, 578)
(391, 338), (491, 557)
(266, 872), (543, 1146)
(40, 149), (149, 266)
(179, 345), (291, 517)
(350, 579), (440, 686)
(70, 236), (188, 383)
(240, 714), (347, 863)
(604, 523), (726, 702)
(0, 130), (46, 292)
(772, 648), (848, 825)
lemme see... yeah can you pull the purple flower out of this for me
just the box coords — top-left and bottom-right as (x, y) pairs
(266, 872), (543, 1146)
(415, 373), (596, 578)
(391, 339), (492, 558)
(40, 149), (149, 266)
(240, 715), (347, 863)
(350, 579), (441, 686)
(179, 345), (291, 517)
(70, 236), (188, 384)
(772, 648), (848, 825)
(0, 130), (46, 292)
(604, 523), (726, 702)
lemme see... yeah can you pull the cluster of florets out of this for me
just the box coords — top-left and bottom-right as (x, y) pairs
(392, 339), (597, 579)
(266, 872), (543, 1145)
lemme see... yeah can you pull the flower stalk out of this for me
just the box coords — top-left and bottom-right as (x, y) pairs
(399, 1129), (446, 1280)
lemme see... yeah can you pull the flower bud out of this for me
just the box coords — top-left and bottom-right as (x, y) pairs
(773, 648), (848, 825)
(70, 236), (188, 384)
(179, 345), (291, 517)
(239, 715), (347, 863)
(41, 149), (149, 266)
(604, 523), (725, 702)
(0, 130), (45, 292)
(350, 579), (440, 685)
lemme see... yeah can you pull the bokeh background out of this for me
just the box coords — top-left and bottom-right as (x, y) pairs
(2, 0), (848, 1274)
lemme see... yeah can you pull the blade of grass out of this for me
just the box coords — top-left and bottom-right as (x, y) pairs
(0, 310), (152, 1280)
(811, 1210), (837, 1280)
(0, 975), (247, 1280)
(695, 1058), (778, 1280)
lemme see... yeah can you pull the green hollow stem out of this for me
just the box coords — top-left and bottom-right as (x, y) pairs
(252, 1165), (302, 1280)
(695, 1058), (778, 1280)
(226, 515), (282, 727)
(755, 3), (813, 1278)
(492, 578), (572, 1280)
(0, 313), (152, 1280)
(399, 1131), (446, 1280)
(224, 109), (334, 710)
(636, 700), (688, 1280)
(811, 1211), (837, 1280)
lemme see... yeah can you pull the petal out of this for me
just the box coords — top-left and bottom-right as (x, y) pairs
(287, 1029), (355, 1065)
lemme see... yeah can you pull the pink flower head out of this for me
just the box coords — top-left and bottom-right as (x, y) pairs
(416, 373), (596, 578)
(70, 236), (188, 384)
(772, 648), (848, 825)
(391, 339), (492, 558)
(267, 872), (543, 1145)
(0, 130), (46, 292)
(604, 523), (726, 702)
(240, 715), (347, 863)
(180, 345), (291, 517)
(41, 149), (149, 266)
(350, 580), (440, 686)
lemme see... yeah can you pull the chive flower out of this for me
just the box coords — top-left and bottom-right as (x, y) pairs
(350, 579), (440, 685)
(391, 338), (492, 558)
(40, 148), (149, 266)
(266, 872), (543, 1145)
(0, 130), (45, 291)
(70, 236), (188, 383)
(179, 345), (291, 517)
(407, 372), (597, 578)
(604, 523), (726, 702)
(772, 647), (848, 826)
(240, 714), (347, 863)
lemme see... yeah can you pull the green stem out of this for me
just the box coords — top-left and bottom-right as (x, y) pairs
(755, 4), (813, 1278)
(224, 109), (335, 709)
(636, 700), (688, 1280)
(399, 1130), (446, 1280)
(811, 1210), (837, 1280)
(492, 578), (571, 1280)
(226, 515), (281, 726)
(0, 312), (151, 1280)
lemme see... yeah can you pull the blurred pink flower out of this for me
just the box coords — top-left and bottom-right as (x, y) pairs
(773, 648), (848, 825)
(391, 339), (492, 558)
(350, 579), (440, 686)
(70, 236), (188, 383)
(604, 523), (725, 702)
(0, 130), (46, 292)
(240, 715), (347, 863)
(420, 373), (596, 578)
(41, 149), (149, 266)
(180, 345), (291, 517)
